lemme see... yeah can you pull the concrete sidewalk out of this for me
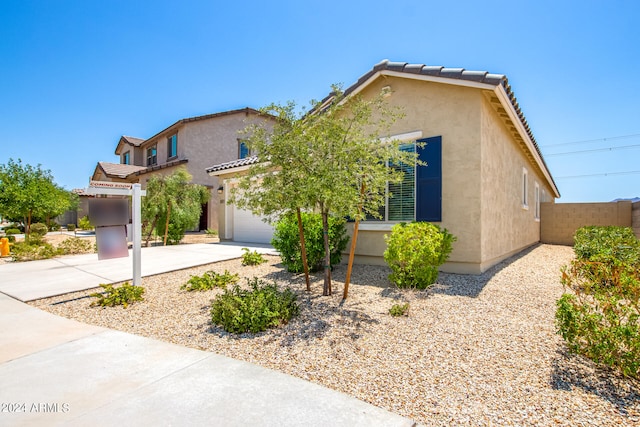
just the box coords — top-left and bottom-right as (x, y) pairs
(0, 242), (275, 301)
(0, 244), (418, 426)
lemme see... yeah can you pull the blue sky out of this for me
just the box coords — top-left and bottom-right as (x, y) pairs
(1, 0), (638, 202)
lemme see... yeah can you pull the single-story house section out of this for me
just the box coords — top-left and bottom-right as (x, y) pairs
(206, 60), (560, 274)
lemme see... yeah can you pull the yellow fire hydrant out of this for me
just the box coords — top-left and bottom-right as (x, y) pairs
(0, 237), (9, 257)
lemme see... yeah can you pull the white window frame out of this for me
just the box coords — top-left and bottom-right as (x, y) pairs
(147, 145), (157, 166)
(167, 134), (178, 159)
(522, 167), (529, 209)
(362, 130), (423, 225)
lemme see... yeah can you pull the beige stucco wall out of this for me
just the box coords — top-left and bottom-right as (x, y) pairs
(344, 76), (484, 272)
(540, 201), (633, 245)
(477, 96), (554, 270)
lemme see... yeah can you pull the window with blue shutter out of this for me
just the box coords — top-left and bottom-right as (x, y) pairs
(362, 135), (442, 223)
(415, 136), (442, 222)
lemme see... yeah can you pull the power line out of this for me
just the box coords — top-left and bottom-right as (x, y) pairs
(540, 133), (640, 148)
(545, 143), (640, 157)
(555, 170), (640, 179)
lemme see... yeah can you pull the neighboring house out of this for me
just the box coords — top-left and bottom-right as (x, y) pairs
(207, 60), (560, 274)
(91, 108), (274, 231)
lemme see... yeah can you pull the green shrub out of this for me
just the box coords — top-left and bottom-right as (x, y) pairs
(383, 222), (456, 289)
(5, 228), (21, 235)
(57, 237), (95, 255)
(389, 303), (410, 317)
(29, 223), (48, 238)
(271, 212), (349, 273)
(181, 270), (239, 291)
(48, 223), (61, 231)
(5, 235), (15, 243)
(210, 277), (299, 334)
(67, 224), (76, 231)
(556, 226), (640, 379)
(241, 248), (267, 266)
(10, 241), (58, 262)
(5, 223), (24, 233)
(90, 282), (145, 308)
(78, 216), (93, 230)
(574, 225), (640, 267)
(205, 228), (218, 236)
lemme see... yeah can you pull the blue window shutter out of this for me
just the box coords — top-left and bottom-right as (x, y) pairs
(416, 136), (442, 222)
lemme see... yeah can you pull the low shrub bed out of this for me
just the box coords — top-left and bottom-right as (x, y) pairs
(181, 270), (239, 291)
(271, 212), (349, 273)
(383, 222), (456, 289)
(210, 277), (299, 334)
(556, 225), (640, 379)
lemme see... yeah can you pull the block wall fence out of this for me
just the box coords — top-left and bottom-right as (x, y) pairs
(540, 201), (636, 245)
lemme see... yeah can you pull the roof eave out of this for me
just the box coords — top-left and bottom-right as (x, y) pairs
(493, 85), (560, 198)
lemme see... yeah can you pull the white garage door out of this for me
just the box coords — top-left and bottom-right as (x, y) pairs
(232, 205), (274, 244)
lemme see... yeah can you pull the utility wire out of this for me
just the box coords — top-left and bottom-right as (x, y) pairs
(556, 170), (640, 179)
(541, 133), (640, 148)
(545, 143), (640, 157)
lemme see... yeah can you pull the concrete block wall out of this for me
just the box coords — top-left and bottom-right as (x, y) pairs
(633, 201), (640, 239)
(540, 201), (633, 245)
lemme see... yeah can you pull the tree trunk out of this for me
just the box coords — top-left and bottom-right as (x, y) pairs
(343, 182), (365, 300)
(343, 218), (359, 300)
(27, 209), (32, 241)
(321, 208), (332, 296)
(163, 202), (172, 246)
(144, 216), (158, 247)
(296, 207), (311, 291)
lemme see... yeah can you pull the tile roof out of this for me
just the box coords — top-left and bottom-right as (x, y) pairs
(343, 59), (535, 143)
(98, 162), (147, 178)
(144, 107), (264, 144)
(338, 59), (558, 197)
(121, 136), (145, 146)
(206, 156), (259, 174)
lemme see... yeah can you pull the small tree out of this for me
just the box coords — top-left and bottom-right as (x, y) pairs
(0, 158), (75, 238)
(234, 87), (416, 296)
(142, 168), (209, 245)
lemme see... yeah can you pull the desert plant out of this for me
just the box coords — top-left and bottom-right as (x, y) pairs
(383, 222), (456, 289)
(90, 282), (145, 308)
(29, 222), (48, 238)
(67, 223), (76, 231)
(556, 225), (640, 379)
(389, 302), (410, 317)
(210, 277), (299, 334)
(78, 215), (93, 230)
(241, 248), (267, 266)
(56, 237), (95, 255)
(181, 270), (239, 291)
(271, 212), (349, 273)
(10, 241), (58, 262)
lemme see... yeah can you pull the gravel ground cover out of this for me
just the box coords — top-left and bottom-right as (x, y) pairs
(30, 244), (639, 426)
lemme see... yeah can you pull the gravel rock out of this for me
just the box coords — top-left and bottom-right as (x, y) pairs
(30, 244), (640, 426)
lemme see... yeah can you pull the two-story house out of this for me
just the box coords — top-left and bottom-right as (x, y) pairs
(91, 107), (273, 231)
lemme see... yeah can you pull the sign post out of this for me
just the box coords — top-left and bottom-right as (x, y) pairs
(86, 181), (146, 287)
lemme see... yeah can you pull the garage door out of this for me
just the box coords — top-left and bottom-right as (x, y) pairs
(232, 205), (274, 244)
